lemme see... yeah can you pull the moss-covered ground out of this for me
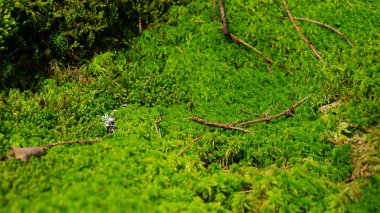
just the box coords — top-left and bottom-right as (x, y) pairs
(1, 0), (379, 212)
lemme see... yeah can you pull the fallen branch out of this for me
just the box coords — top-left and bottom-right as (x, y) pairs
(345, 163), (373, 183)
(212, 0), (217, 21)
(218, 0), (274, 64)
(229, 33), (275, 64)
(189, 116), (252, 134)
(218, 0), (229, 36)
(238, 190), (254, 194)
(154, 116), (163, 138)
(282, 0), (322, 60)
(285, 17), (353, 47)
(178, 135), (204, 156)
(231, 97), (308, 127)
(4, 139), (102, 163)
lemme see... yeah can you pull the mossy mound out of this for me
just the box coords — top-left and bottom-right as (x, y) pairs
(1, 0), (379, 212)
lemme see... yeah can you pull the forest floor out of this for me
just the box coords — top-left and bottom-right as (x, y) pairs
(1, 0), (379, 212)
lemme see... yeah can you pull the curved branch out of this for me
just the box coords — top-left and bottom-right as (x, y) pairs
(282, 0), (322, 60)
(189, 116), (252, 134)
(231, 97), (308, 127)
(285, 17), (353, 47)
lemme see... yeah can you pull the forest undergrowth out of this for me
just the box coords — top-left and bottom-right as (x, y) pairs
(1, 0), (379, 212)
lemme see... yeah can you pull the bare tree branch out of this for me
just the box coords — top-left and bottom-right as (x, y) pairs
(189, 116), (252, 134)
(231, 97), (308, 127)
(178, 135), (204, 156)
(285, 17), (353, 47)
(282, 0), (322, 59)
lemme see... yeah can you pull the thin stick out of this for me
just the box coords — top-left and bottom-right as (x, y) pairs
(266, 65), (273, 74)
(217, 0), (274, 64)
(285, 17), (353, 47)
(46, 139), (102, 148)
(189, 117), (252, 134)
(238, 190), (254, 194)
(218, 0), (229, 36)
(138, 15), (142, 34)
(191, 20), (206, 24)
(231, 97), (308, 127)
(229, 33), (275, 64)
(212, 0), (217, 21)
(282, 0), (322, 60)
(178, 135), (204, 156)
(154, 116), (163, 138)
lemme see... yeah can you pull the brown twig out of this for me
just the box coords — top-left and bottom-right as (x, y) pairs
(285, 17), (353, 47)
(327, 138), (343, 145)
(138, 15), (143, 34)
(282, 0), (322, 60)
(231, 97), (308, 127)
(266, 65), (273, 74)
(4, 139), (103, 163)
(238, 190), (254, 194)
(189, 117), (252, 134)
(345, 163), (372, 183)
(218, 0), (229, 36)
(191, 20), (206, 24)
(46, 139), (102, 148)
(217, 0), (274, 64)
(178, 135), (204, 156)
(154, 116), (163, 138)
(212, 0), (217, 21)
(229, 33), (275, 64)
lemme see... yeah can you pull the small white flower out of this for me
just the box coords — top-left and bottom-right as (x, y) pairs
(102, 113), (116, 133)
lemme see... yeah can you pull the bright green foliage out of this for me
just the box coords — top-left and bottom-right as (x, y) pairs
(0, 0), (16, 50)
(0, 0), (379, 212)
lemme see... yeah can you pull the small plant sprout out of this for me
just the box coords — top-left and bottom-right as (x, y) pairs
(102, 110), (117, 133)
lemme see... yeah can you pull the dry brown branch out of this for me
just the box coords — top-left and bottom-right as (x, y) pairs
(266, 65), (273, 74)
(229, 33), (275, 64)
(212, 0), (217, 21)
(217, 0), (275, 64)
(282, 0), (322, 60)
(231, 97), (308, 127)
(191, 20), (206, 24)
(345, 163), (373, 183)
(285, 17), (353, 47)
(218, 0), (229, 36)
(154, 116), (163, 138)
(5, 139), (102, 163)
(138, 15), (142, 34)
(238, 190), (254, 194)
(327, 138), (343, 145)
(178, 135), (204, 156)
(189, 116), (252, 134)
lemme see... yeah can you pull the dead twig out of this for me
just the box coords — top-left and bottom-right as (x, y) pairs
(345, 163), (373, 183)
(212, 0), (217, 21)
(191, 20), (206, 24)
(285, 17), (353, 47)
(238, 190), (254, 194)
(229, 33), (275, 64)
(266, 65), (273, 74)
(282, 0), (322, 60)
(178, 135), (204, 156)
(189, 116), (252, 134)
(138, 15), (143, 34)
(327, 138), (343, 145)
(218, 0), (229, 36)
(231, 97), (308, 127)
(218, 0), (275, 64)
(154, 116), (163, 138)
(5, 139), (102, 163)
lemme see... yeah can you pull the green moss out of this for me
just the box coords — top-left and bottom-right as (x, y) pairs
(0, 0), (379, 212)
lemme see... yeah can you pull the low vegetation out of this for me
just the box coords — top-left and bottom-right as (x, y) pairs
(1, 0), (379, 212)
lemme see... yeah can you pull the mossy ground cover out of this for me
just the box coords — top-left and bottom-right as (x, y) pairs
(1, 0), (379, 212)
